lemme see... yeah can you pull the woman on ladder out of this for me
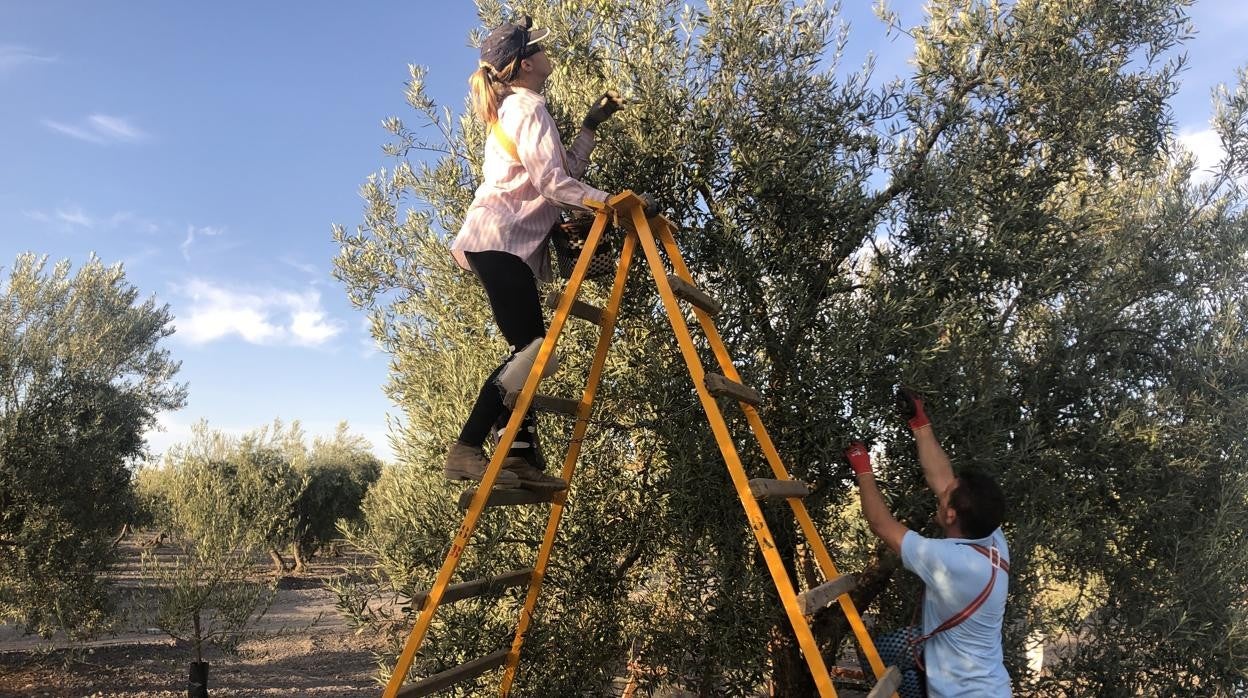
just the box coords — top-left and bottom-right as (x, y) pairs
(446, 16), (631, 491)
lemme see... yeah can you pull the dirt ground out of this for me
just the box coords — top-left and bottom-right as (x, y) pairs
(0, 536), (387, 698)
(0, 536), (887, 697)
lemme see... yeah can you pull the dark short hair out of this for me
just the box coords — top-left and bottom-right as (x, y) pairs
(949, 471), (1005, 539)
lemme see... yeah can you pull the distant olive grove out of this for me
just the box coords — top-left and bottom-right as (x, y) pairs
(135, 419), (382, 666)
(0, 253), (383, 644)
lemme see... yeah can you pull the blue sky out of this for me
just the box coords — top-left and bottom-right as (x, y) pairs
(1, 2), (1243, 462)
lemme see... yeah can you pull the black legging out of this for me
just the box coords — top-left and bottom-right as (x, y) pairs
(457, 251), (545, 465)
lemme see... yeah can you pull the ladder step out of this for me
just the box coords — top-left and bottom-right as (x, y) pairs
(796, 574), (857, 615)
(533, 394), (582, 415)
(865, 665), (903, 698)
(506, 392), (582, 416)
(397, 649), (509, 697)
(458, 487), (558, 510)
(545, 290), (604, 325)
(668, 275), (722, 316)
(705, 373), (763, 406)
(409, 568), (533, 609)
(748, 478), (810, 500)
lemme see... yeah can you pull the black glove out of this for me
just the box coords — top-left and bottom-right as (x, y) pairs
(637, 192), (660, 217)
(583, 91), (624, 130)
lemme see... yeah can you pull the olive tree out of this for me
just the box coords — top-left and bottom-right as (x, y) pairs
(334, 0), (1246, 694)
(137, 422), (301, 696)
(290, 422), (383, 572)
(156, 420), (309, 576)
(0, 254), (185, 638)
(139, 456), (279, 665)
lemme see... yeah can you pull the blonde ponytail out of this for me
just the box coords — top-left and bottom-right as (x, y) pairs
(469, 61), (519, 125)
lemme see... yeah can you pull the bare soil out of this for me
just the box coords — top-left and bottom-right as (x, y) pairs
(0, 536), (386, 697)
(0, 537), (887, 697)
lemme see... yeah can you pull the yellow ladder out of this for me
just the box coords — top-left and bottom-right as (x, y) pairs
(383, 192), (902, 698)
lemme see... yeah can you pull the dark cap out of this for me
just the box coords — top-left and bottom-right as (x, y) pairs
(479, 16), (549, 73)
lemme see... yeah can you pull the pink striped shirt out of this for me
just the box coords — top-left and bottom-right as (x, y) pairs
(452, 86), (611, 282)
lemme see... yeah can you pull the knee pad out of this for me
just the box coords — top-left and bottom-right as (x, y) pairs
(496, 337), (560, 397)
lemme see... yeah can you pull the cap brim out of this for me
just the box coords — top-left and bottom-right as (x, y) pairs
(527, 27), (549, 45)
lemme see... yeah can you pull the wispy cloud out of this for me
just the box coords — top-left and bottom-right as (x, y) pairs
(24, 204), (161, 234)
(0, 45), (56, 75)
(56, 206), (94, 228)
(108, 211), (160, 234)
(181, 224), (225, 260)
(88, 114), (145, 141)
(281, 256), (320, 276)
(43, 113), (150, 144)
(43, 120), (106, 144)
(173, 278), (344, 348)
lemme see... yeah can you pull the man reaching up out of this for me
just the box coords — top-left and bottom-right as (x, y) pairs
(845, 388), (1012, 697)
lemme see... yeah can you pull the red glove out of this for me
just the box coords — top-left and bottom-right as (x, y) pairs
(896, 387), (931, 431)
(844, 441), (872, 477)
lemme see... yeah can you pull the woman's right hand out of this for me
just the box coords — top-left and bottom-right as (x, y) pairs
(583, 91), (625, 130)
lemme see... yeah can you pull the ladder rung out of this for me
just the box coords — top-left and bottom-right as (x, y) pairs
(409, 568), (533, 609)
(668, 275), (722, 316)
(545, 290), (604, 325)
(796, 574), (857, 615)
(506, 392), (582, 416)
(705, 373), (762, 406)
(534, 393), (582, 415)
(748, 478), (810, 499)
(458, 488), (558, 510)
(865, 665), (902, 698)
(396, 649), (509, 697)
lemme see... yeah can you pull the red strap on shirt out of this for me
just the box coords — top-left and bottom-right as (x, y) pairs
(910, 542), (1009, 671)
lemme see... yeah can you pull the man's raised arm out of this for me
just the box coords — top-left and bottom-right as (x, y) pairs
(898, 388), (955, 497)
(845, 441), (908, 554)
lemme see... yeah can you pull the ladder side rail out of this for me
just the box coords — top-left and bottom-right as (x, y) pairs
(630, 207), (839, 698)
(655, 219), (892, 687)
(498, 219), (639, 695)
(383, 207), (614, 697)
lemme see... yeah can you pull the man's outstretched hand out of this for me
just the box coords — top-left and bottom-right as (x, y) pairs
(895, 386), (931, 432)
(844, 441), (873, 478)
(845, 439), (908, 553)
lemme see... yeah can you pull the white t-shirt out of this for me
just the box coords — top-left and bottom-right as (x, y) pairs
(901, 527), (1012, 697)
